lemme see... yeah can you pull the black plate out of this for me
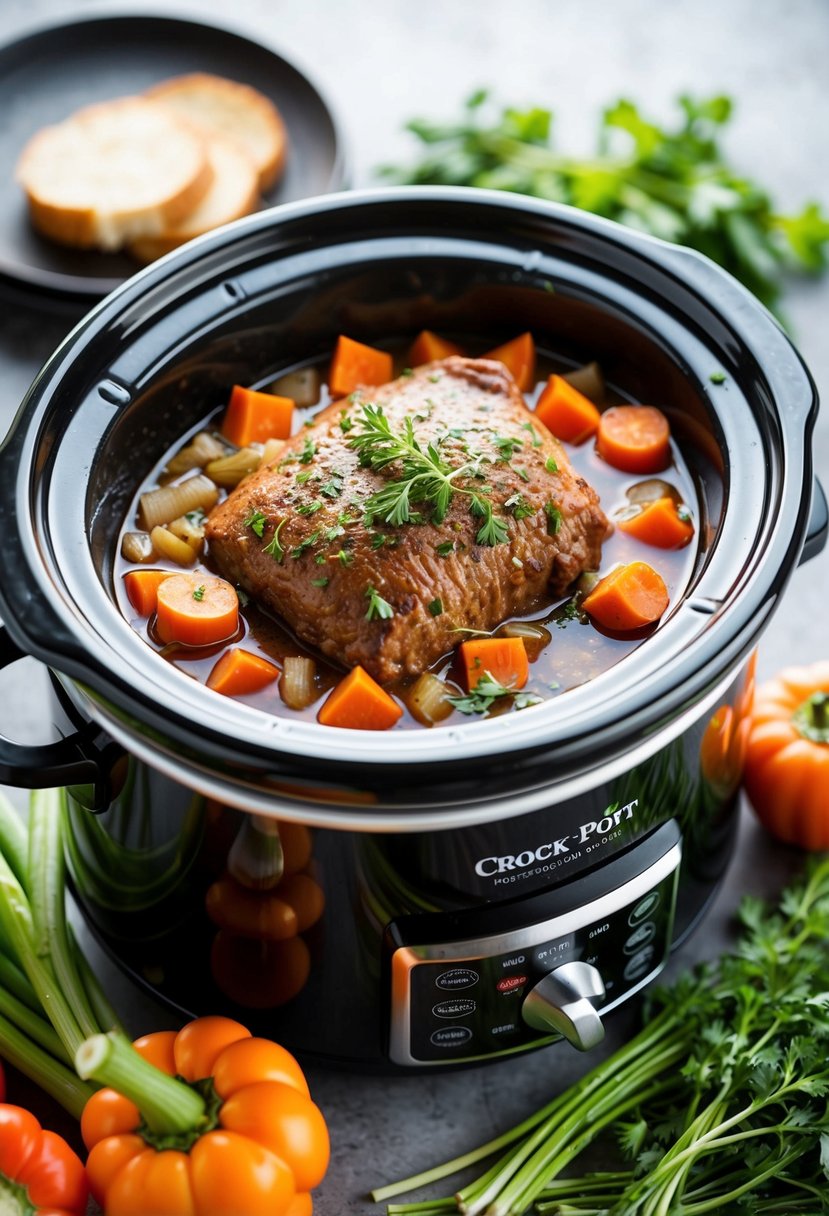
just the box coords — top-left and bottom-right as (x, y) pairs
(0, 12), (346, 299)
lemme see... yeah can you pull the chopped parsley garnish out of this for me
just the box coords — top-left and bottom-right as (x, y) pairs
(185, 508), (206, 526)
(349, 404), (509, 546)
(298, 437), (316, 464)
(244, 508), (267, 538)
(336, 549), (354, 566)
(339, 410), (353, 433)
(192, 585), (205, 602)
(291, 531), (320, 559)
(709, 370), (727, 384)
(313, 553), (327, 565)
(515, 465), (530, 483)
(545, 456), (558, 474)
(401, 367), (414, 377)
(447, 672), (542, 715)
(371, 534), (387, 550)
(522, 422), (543, 448)
(435, 541), (455, 557)
(296, 470), (314, 484)
(428, 598), (443, 616)
(493, 434), (523, 461)
(320, 475), (344, 499)
(677, 503), (692, 522)
(545, 502), (563, 535)
(297, 499), (323, 516)
(504, 493), (535, 521)
(311, 576), (329, 588)
(365, 585), (394, 620)
(324, 524), (344, 542)
(263, 518), (287, 562)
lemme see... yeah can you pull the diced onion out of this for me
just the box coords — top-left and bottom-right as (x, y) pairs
(280, 656), (318, 711)
(149, 525), (197, 566)
(562, 361), (605, 404)
(164, 430), (229, 477)
(262, 438), (287, 466)
(139, 474), (218, 531)
(498, 621), (552, 661)
(121, 531), (154, 563)
(168, 513), (205, 555)
(626, 478), (682, 506)
(206, 446), (262, 488)
(270, 367), (321, 407)
(406, 672), (454, 726)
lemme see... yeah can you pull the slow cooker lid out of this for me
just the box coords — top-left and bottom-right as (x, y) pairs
(0, 188), (817, 795)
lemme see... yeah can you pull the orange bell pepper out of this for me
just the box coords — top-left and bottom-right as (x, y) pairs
(0, 1104), (88, 1215)
(79, 1017), (329, 1215)
(743, 660), (829, 849)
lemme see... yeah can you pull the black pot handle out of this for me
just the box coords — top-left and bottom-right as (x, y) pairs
(800, 478), (828, 566)
(0, 625), (104, 790)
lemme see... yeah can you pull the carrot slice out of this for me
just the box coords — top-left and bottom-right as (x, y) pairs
(582, 561), (669, 632)
(597, 405), (671, 474)
(618, 497), (694, 549)
(124, 569), (174, 616)
(328, 336), (393, 397)
(155, 574), (239, 646)
(535, 375), (601, 444)
(481, 332), (536, 391)
(460, 637), (529, 692)
(207, 648), (280, 696)
(408, 330), (463, 366)
(222, 386), (295, 447)
(317, 665), (403, 730)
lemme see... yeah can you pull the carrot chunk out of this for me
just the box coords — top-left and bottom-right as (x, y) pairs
(207, 648), (280, 696)
(155, 573), (239, 646)
(328, 336), (393, 398)
(618, 497), (694, 549)
(535, 375), (601, 444)
(124, 569), (174, 616)
(408, 330), (464, 366)
(460, 637), (529, 691)
(221, 386), (295, 447)
(597, 405), (671, 474)
(582, 561), (669, 632)
(481, 332), (536, 391)
(317, 665), (403, 730)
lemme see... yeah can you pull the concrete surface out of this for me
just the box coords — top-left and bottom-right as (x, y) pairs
(0, 1), (827, 1211)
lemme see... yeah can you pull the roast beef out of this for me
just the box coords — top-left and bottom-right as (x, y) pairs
(205, 358), (608, 683)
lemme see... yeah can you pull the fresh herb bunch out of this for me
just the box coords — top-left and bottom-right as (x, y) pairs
(379, 90), (829, 312)
(374, 857), (829, 1214)
(349, 403), (509, 545)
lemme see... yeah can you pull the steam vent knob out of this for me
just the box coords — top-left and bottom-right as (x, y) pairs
(521, 960), (606, 1051)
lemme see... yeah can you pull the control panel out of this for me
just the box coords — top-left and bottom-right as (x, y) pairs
(386, 821), (680, 1066)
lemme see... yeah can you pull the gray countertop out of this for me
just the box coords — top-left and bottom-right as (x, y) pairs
(0, 1), (827, 1211)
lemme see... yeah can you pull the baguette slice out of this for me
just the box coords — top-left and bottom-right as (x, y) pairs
(146, 73), (288, 192)
(16, 97), (212, 251)
(129, 136), (261, 263)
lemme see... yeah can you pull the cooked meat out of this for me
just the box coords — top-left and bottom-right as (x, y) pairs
(205, 358), (609, 683)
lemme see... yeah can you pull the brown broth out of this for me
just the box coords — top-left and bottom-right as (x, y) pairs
(114, 344), (701, 729)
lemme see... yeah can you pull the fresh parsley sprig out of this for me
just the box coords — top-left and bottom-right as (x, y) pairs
(379, 90), (829, 313)
(349, 404), (509, 546)
(364, 585), (394, 620)
(447, 671), (542, 715)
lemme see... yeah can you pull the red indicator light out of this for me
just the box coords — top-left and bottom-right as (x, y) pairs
(497, 975), (528, 993)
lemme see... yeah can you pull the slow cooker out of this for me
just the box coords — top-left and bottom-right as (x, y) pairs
(0, 188), (824, 1070)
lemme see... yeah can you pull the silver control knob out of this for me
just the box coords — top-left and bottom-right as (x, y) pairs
(521, 961), (606, 1051)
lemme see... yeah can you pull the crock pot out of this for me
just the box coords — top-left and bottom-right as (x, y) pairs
(0, 188), (824, 1070)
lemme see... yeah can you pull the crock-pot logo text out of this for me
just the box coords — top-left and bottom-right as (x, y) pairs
(474, 800), (639, 884)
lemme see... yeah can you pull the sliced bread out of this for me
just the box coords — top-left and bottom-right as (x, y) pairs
(146, 73), (287, 192)
(16, 96), (212, 251)
(128, 136), (260, 263)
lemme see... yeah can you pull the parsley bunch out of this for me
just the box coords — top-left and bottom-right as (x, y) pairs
(379, 91), (829, 312)
(374, 857), (829, 1214)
